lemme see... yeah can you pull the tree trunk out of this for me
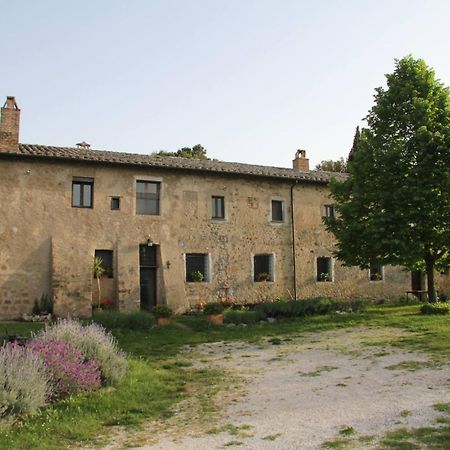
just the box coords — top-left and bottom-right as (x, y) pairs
(425, 254), (437, 303)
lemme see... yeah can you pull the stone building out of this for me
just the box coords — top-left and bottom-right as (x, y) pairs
(0, 97), (440, 319)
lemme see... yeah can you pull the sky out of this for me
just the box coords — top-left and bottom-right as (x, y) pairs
(1, 0), (449, 169)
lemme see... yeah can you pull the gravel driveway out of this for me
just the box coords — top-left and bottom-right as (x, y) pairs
(104, 327), (450, 449)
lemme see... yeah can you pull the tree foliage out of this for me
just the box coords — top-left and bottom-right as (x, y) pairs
(348, 126), (360, 162)
(326, 56), (450, 302)
(315, 157), (347, 172)
(153, 144), (209, 160)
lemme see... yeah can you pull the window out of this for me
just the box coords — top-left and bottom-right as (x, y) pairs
(72, 177), (93, 208)
(317, 257), (332, 282)
(111, 197), (120, 210)
(324, 204), (336, 220)
(369, 264), (384, 281)
(136, 181), (160, 215)
(212, 196), (225, 219)
(94, 250), (113, 278)
(185, 253), (209, 282)
(271, 200), (284, 222)
(254, 254), (274, 282)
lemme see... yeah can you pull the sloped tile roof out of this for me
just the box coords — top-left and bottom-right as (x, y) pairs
(4, 144), (347, 184)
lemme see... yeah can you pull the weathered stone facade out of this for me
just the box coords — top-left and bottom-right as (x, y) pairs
(0, 98), (447, 319)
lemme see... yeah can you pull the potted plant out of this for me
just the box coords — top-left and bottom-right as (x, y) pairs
(203, 302), (225, 324)
(153, 305), (173, 326)
(319, 272), (331, 282)
(93, 256), (106, 310)
(192, 271), (204, 282)
(257, 272), (270, 282)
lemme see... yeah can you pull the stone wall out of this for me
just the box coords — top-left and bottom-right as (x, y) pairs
(0, 156), (446, 319)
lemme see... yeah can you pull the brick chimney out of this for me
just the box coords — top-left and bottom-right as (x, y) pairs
(0, 96), (20, 152)
(292, 149), (309, 171)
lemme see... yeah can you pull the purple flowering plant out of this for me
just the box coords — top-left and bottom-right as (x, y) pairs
(27, 340), (101, 399)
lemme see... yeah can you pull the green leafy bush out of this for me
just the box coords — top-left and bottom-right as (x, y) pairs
(420, 302), (450, 315)
(92, 311), (154, 330)
(0, 343), (51, 417)
(152, 305), (173, 319)
(224, 310), (264, 324)
(254, 298), (365, 319)
(203, 302), (225, 315)
(34, 319), (127, 385)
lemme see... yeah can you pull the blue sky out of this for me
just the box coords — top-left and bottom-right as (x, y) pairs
(1, 0), (449, 168)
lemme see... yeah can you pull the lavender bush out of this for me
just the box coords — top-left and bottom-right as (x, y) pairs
(27, 340), (101, 399)
(0, 343), (51, 417)
(34, 319), (127, 385)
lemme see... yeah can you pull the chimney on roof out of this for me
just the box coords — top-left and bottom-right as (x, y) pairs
(0, 96), (20, 152)
(292, 149), (309, 171)
(76, 141), (91, 149)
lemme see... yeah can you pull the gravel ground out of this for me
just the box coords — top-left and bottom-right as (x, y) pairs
(103, 327), (450, 450)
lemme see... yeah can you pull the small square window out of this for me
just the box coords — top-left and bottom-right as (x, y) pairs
(136, 181), (160, 215)
(324, 204), (336, 219)
(212, 196), (225, 219)
(94, 250), (114, 278)
(185, 253), (209, 282)
(271, 200), (284, 222)
(72, 177), (93, 208)
(317, 257), (332, 282)
(254, 254), (274, 282)
(111, 197), (120, 210)
(369, 264), (384, 281)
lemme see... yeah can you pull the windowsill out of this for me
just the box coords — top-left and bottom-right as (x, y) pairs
(369, 279), (384, 283)
(253, 281), (274, 283)
(72, 205), (93, 209)
(186, 281), (210, 284)
(211, 218), (227, 223)
(316, 280), (333, 283)
(269, 220), (286, 225)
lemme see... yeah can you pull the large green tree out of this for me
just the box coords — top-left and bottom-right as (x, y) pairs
(326, 56), (450, 302)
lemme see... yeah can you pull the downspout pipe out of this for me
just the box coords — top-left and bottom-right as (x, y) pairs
(290, 181), (298, 300)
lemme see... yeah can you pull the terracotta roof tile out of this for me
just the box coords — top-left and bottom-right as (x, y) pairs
(5, 144), (347, 184)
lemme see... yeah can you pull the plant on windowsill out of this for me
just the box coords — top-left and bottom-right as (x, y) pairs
(153, 305), (173, 326)
(257, 272), (270, 282)
(370, 273), (383, 281)
(319, 272), (331, 282)
(203, 302), (225, 324)
(192, 271), (204, 282)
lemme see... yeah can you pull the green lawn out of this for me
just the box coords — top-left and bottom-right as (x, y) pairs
(0, 304), (449, 449)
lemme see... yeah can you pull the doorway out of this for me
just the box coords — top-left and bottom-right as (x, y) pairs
(411, 270), (426, 300)
(139, 244), (157, 311)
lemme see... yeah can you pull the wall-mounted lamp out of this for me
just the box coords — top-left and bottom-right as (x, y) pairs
(147, 236), (153, 247)
(166, 261), (171, 269)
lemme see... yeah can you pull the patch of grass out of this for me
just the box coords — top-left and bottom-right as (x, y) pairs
(262, 432), (282, 441)
(298, 365), (338, 377)
(385, 360), (438, 372)
(321, 438), (354, 449)
(223, 440), (243, 447)
(339, 426), (355, 436)
(400, 410), (412, 418)
(379, 403), (450, 449)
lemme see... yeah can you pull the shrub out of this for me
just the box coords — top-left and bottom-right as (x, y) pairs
(152, 305), (173, 319)
(27, 340), (101, 399)
(254, 297), (365, 319)
(31, 294), (53, 315)
(34, 319), (127, 385)
(421, 302), (450, 315)
(92, 310), (154, 331)
(224, 310), (264, 324)
(0, 342), (51, 417)
(203, 302), (225, 315)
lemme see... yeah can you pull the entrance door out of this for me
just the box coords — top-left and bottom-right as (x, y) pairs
(139, 245), (157, 311)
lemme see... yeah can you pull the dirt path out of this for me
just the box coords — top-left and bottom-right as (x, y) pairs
(103, 327), (450, 449)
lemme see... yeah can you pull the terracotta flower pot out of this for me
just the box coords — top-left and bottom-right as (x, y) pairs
(206, 314), (224, 325)
(157, 317), (171, 326)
